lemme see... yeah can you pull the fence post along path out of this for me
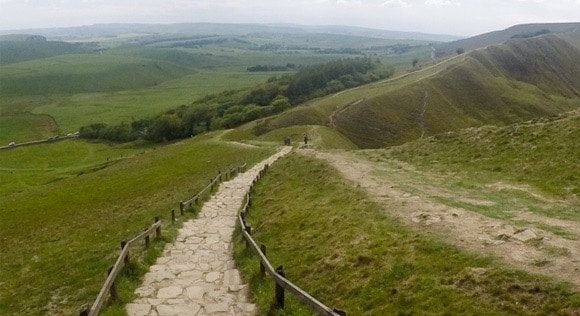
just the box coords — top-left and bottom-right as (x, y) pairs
(127, 146), (291, 316)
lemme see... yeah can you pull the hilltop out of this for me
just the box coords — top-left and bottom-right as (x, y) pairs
(435, 22), (580, 58)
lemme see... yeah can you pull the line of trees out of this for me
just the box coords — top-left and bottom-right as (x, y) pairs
(247, 64), (297, 72)
(79, 57), (393, 142)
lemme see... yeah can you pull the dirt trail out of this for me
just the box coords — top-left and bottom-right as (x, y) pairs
(305, 149), (580, 289)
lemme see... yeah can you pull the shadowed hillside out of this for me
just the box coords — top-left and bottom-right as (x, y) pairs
(332, 34), (580, 148)
(0, 35), (97, 64)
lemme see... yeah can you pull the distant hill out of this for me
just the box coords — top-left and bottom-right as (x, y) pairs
(435, 22), (580, 58)
(0, 23), (462, 43)
(0, 35), (99, 64)
(0, 34), (47, 41)
(332, 34), (580, 148)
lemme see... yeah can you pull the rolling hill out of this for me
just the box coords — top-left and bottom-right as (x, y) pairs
(434, 22), (580, 58)
(333, 34), (580, 148)
(0, 23), (462, 43)
(0, 35), (97, 64)
(244, 31), (579, 149)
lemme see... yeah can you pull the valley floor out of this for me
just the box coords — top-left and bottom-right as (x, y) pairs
(305, 148), (580, 289)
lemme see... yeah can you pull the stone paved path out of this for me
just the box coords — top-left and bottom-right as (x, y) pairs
(127, 146), (291, 316)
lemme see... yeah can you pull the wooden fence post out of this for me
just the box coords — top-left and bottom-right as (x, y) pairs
(107, 266), (118, 301)
(179, 201), (184, 215)
(171, 209), (176, 224)
(260, 244), (267, 276)
(121, 239), (129, 265)
(275, 265), (285, 309)
(144, 227), (150, 249)
(245, 225), (252, 247)
(79, 303), (89, 316)
(333, 308), (347, 316)
(155, 216), (161, 238)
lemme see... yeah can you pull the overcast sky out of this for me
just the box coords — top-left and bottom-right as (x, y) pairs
(0, 0), (579, 36)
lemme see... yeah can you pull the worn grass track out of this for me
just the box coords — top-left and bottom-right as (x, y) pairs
(234, 152), (580, 315)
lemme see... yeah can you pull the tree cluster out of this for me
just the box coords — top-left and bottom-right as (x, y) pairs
(247, 64), (296, 72)
(79, 57), (391, 142)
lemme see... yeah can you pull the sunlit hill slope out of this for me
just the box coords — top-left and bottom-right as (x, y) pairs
(331, 34), (580, 148)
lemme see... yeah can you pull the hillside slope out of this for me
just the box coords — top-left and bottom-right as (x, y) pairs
(332, 34), (580, 148)
(0, 35), (96, 64)
(435, 22), (580, 58)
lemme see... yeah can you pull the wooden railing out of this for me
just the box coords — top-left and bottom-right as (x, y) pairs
(179, 164), (247, 215)
(238, 164), (346, 316)
(80, 218), (162, 316)
(80, 163), (247, 316)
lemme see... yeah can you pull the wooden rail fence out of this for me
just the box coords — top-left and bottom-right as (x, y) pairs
(238, 163), (346, 316)
(80, 163), (247, 316)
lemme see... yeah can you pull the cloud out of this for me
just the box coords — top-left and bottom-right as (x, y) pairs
(381, 0), (410, 7)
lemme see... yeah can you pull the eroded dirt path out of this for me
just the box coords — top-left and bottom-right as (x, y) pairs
(305, 149), (580, 289)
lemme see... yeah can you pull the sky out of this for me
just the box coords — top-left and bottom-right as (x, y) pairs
(0, 0), (579, 36)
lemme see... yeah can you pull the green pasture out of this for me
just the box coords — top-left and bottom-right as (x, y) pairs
(0, 113), (59, 144)
(26, 70), (277, 132)
(0, 135), (274, 315)
(234, 153), (580, 315)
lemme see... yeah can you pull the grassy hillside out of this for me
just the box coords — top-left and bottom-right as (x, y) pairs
(0, 53), (194, 96)
(0, 36), (95, 64)
(0, 136), (273, 315)
(435, 22), (580, 58)
(242, 34), (580, 149)
(234, 153), (580, 315)
(386, 110), (579, 198)
(332, 34), (580, 148)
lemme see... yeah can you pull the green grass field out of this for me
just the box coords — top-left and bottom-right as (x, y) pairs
(0, 135), (274, 315)
(234, 153), (580, 315)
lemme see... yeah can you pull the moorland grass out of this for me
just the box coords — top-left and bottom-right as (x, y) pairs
(385, 110), (580, 200)
(0, 135), (274, 315)
(234, 153), (580, 315)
